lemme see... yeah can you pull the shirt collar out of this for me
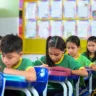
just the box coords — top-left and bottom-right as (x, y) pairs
(55, 54), (64, 64)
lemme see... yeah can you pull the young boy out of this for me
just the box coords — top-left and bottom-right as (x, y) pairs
(0, 34), (37, 96)
(0, 34), (36, 81)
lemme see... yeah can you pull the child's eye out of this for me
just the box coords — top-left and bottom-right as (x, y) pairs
(54, 54), (59, 56)
(67, 47), (70, 49)
(49, 53), (52, 55)
(7, 57), (12, 59)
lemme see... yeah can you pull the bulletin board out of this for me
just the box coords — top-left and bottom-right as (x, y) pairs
(21, 0), (96, 54)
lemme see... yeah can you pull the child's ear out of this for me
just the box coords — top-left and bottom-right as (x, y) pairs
(77, 46), (80, 51)
(19, 51), (23, 57)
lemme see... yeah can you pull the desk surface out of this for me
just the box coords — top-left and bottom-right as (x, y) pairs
(4, 74), (29, 88)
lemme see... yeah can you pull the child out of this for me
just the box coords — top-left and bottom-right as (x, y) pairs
(82, 36), (96, 63)
(66, 35), (96, 95)
(66, 35), (96, 70)
(34, 36), (88, 96)
(82, 36), (96, 91)
(0, 34), (36, 96)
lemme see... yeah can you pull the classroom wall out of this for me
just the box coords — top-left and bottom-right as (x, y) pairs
(0, 0), (88, 61)
(0, 0), (19, 36)
(23, 54), (44, 62)
(0, 0), (42, 60)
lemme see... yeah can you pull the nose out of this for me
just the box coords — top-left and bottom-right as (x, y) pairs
(67, 49), (72, 54)
(51, 55), (56, 61)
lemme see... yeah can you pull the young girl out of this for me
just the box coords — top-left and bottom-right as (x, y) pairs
(82, 36), (96, 91)
(34, 36), (88, 96)
(82, 36), (96, 63)
(66, 35), (94, 68)
(66, 35), (96, 95)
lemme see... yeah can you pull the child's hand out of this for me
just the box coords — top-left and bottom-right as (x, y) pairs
(41, 64), (48, 68)
(90, 64), (96, 71)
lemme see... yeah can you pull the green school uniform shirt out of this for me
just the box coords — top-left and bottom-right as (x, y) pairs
(75, 54), (92, 67)
(0, 54), (34, 72)
(82, 52), (96, 63)
(0, 55), (34, 96)
(34, 54), (82, 69)
(34, 54), (83, 91)
(74, 54), (92, 88)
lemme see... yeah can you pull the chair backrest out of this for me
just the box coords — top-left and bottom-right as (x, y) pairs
(32, 67), (49, 94)
(0, 72), (6, 96)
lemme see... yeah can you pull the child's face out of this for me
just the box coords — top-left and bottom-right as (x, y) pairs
(2, 52), (22, 68)
(87, 41), (96, 53)
(48, 47), (64, 63)
(66, 42), (79, 57)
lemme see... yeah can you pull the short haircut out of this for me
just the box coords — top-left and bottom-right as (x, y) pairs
(1, 34), (23, 53)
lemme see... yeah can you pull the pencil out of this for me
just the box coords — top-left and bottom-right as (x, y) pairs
(36, 57), (44, 64)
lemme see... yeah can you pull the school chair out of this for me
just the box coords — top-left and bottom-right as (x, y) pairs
(0, 72), (6, 96)
(4, 74), (32, 96)
(29, 67), (49, 96)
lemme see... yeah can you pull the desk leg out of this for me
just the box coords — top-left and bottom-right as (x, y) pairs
(76, 78), (80, 96)
(29, 87), (39, 96)
(1, 78), (6, 96)
(6, 87), (31, 96)
(66, 81), (73, 96)
(43, 83), (48, 96)
(49, 81), (67, 96)
(89, 74), (92, 93)
(58, 82), (67, 96)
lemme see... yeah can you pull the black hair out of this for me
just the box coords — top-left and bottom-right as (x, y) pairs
(86, 36), (96, 62)
(0, 36), (2, 40)
(46, 36), (66, 66)
(0, 36), (3, 51)
(66, 35), (80, 47)
(1, 34), (22, 53)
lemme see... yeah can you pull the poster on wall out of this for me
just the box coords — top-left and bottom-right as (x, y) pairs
(51, 20), (62, 36)
(50, 0), (62, 18)
(38, 20), (49, 38)
(91, 20), (96, 36)
(91, 0), (96, 18)
(63, 20), (76, 38)
(25, 3), (37, 19)
(25, 20), (37, 38)
(38, 1), (49, 18)
(77, 20), (90, 38)
(77, 0), (90, 18)
(64, 0), (76, 18)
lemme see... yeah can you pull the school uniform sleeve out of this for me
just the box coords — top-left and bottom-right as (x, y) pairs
(0, 54), (6, 72)
(81, 55), (92, 67)
(21, 58), (34, 71)
(68, 55), (83, 70)
(34, 56), (46, 66)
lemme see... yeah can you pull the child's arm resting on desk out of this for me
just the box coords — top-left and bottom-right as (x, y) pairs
(89, 63), (96, 71)
(72, 67), (88, 76)
(3, 67), (36, 82)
